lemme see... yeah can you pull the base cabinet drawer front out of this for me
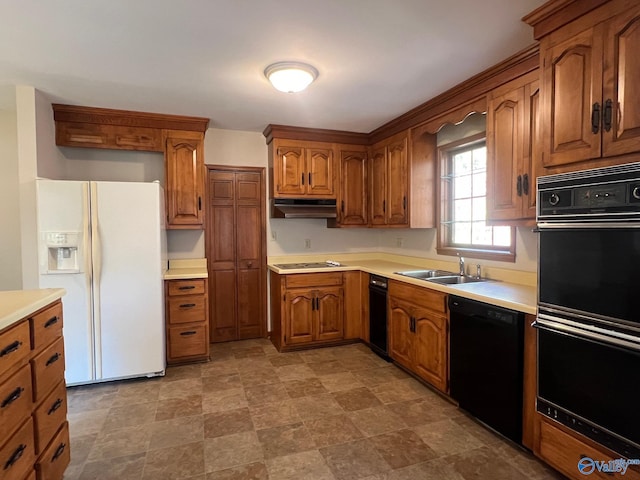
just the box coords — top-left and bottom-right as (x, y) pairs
(538, 419), (640, 480)
(30, 303), (63, 352)
(167, 279), (206, 296)
(168, 325), (208, 360)
(33, 381), (67, 455)
(387, 281), (447, 315)
(285, 273), (343, 289)
(0, 321), (31, 379)
(0, 417), (36, 480)
(0, 364), (33, 438)
(168, 296), (206, 324)
(36, 422), (70, 480)
(31, 338), (65, 403)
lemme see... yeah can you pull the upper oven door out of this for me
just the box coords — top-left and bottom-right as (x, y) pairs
(539, 226), (640, 328)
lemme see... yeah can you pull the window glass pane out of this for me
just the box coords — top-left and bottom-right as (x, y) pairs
(471, 221), (492, 245)
(493, 226), (512, 247)
(453, 151), (471, 175)
(472, 197), (486, 221)
(453, 222), (471, 245)
(472, 147), (486, 172)
(454, 199), (472, 222)
(472, 171), (486, 197)
(454, 175), (472, 199)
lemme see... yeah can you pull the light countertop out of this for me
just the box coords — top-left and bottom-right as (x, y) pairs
(268, 257), (536, 315)
(164, 258), (208, 280)
(0, 288), (66, 332)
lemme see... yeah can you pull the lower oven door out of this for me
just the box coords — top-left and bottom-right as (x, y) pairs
(536, 318), (640, 458)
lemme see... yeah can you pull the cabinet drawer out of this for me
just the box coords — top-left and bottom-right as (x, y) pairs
(0, 364), (33, 439)
(285, 273), (343, 288)
(168, 325), (207, 359)
(168, 296), (206, 324)
(0, 417), (35, 480)
(35, 422), (70, 480)
(31, 337), (65, 403)
(0, 321), (31, 379)
(168, 279), (206, 296)
(33, 381), (67, 455)
(388, 280), (447, 315)
(538, 418), (640, 480)
(30, 302), (63, 352)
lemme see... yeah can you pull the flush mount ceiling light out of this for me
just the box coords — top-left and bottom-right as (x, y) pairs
(264, 62), (318, 93)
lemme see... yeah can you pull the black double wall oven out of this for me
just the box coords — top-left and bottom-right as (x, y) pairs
(535, 162), (640, 459)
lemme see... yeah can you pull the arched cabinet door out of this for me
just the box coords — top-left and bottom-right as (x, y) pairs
(315, 287), (344, 342)
(165, 131), (205, 228)
(285, 290), (315, 345)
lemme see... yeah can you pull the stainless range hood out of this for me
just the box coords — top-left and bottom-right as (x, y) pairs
(271, 198), (337, 219)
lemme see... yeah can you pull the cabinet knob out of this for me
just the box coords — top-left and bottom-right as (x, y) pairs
(247, 261), (253, 268)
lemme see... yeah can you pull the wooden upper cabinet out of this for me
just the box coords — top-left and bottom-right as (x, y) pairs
(336, 147), (368, 226)
(534, 2), (640, 171)
(542, 28), (602, 168)
(602, 7), (640, 157)
(165, 131), (205, 228)
(487, 71), (541, 223)
(271, 140), (335, 198)
(369, 132), (409, 227)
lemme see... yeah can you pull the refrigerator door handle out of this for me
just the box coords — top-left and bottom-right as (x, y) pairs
(82, 183), (96, 381)
(90, 183), (102, 379)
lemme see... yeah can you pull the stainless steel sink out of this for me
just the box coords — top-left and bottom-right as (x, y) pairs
(426, 275), (485, 285)
(394, 269), (457, 280)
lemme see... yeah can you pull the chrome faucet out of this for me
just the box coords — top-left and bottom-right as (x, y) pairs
(476, 264), (481, 279)
(458, 255), (465, 276)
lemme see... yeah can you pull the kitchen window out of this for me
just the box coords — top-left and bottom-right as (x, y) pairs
(437, 133), (515, 262)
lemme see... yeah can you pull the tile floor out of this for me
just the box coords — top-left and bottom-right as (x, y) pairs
(64, 338), (565, 480)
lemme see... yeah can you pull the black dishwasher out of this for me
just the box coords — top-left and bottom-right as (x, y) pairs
(369, 275), (390, 360)
(449, 295), (525, 444)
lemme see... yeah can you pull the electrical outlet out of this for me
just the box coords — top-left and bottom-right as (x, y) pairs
(304, 239), (311, 249)
(396, 237), (404, 247)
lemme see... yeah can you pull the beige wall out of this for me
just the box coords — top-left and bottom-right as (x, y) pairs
(0, 105), (23, 290)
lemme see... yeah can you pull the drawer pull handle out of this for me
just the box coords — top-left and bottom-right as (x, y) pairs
(178, 286), (196, 290)
(48, 398), (63, 415)
(1, 387), (24, 408)
(0, 341), (22, 358)
(4, 444), (26, 470)
(180, 331), (197, 336)
(46, 352), (61, 366)
(52, 443), (66, 462)
(180, 303), (196, 308)
(44, 316), (59, 328)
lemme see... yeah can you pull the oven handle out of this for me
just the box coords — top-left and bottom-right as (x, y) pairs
(537, 221), (640, 229)
(533, 317), (640, 353)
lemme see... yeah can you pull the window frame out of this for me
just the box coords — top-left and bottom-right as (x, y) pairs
(436, 132), (516, 263)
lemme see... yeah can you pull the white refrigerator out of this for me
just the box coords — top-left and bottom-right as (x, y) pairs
(36, 179), (167, 385)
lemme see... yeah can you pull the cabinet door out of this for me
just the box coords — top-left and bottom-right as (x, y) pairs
(386, 137), (408, 225)
(487, 86), (525, 222)
(523, 80), (541, 219)
(369, 147), (387, 225)
(275, 146), (305, 196)
(306, 147), (335, 197)
(602, 7), (640, 158)
(542, 28), (603, 167)
(412, 308), (448, 393)
(388, 297), (413, 370)
(339, 149), (368, 225)
(165, 134), (204, 227)
(285, 290), (315, 345)
(316, 287), (344, 342)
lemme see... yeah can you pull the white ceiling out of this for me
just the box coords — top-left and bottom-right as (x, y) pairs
(0, 0), (545, 133)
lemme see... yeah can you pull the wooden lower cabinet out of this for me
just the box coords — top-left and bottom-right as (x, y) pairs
(535, 416), (640, 480)
(165, 278), (210, 364)
(0, 299), (69, 480)
(388, 280), (448, 393)
(271, 271), (357, 351)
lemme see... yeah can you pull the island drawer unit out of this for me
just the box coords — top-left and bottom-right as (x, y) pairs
(0, 299), (69, 480)
(165, 278), (210, 364)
